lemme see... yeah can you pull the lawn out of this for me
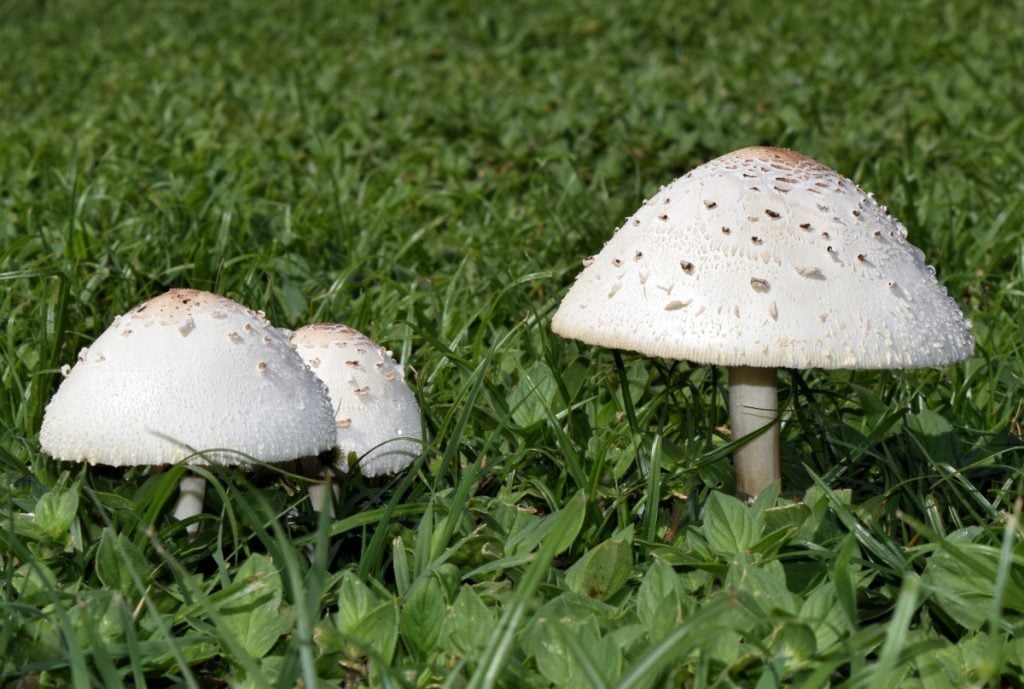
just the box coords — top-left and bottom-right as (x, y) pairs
(2, 0), (1024, 686)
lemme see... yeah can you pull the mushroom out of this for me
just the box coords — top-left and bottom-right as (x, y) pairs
(551, 146), (974, 498)
(291, 323), (423, 513)
(39, 289), (337, 535)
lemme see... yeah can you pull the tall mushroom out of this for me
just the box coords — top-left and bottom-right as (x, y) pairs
(39, 289), (337, 534)
(552, 147), (974, 498)
(291, 323), (423, 513)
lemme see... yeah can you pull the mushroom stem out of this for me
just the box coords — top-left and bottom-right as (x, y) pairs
(303, 456), (340, 516)
(172, 474), (207, 538)
(728, 366), (780, 499)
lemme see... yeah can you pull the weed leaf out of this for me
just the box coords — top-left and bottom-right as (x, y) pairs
(221, 554), (292, 659)
(704, 491), (759, 556)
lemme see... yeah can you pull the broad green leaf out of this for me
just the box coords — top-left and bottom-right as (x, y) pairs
(484, 489), (529, 534)
(906, 637), (965, 689)
(636, 558), (685, 640)
(799, 581), (851, 653)
(799, 484), (851, 542)
(503, 509), (542, 556)
(702, 617), (750, 667)
(11, 512), (48, 542)
(775, 621), (817, 664)
(921, 528), (994, 630)
(506, 501), (584, 557)
(66, 590), (127, 648)
(703, 491), (758, 556)
(727, 556), (799, 615)
(752, 524), (799, 558)
(95, 527), (148, 597)
(754, 658), (789, 689)
(600, 432), (642, 481)
(528, 619), (575, 686)
(400, 575), (446, 654)
(906, 409), (957, 464)
(764, 501), (810, 533)
(527, 591), (621, 634)
(354, 601), (401, 666)
(608, 622), (649, 659)
(750, 481), (780, 523)
(136, 636), (221, 673)
(221, 554), (292, 659)
(233, 655), (285, 689)
(336, 571), (379, 632)
(1008, 637), (1024, 677)
(335, 572), (399, 665)
(850, 383), (905, 443)
(34, 487), (79, 542)
(851, 383), (891, 419)
(586, 634), (624, 687)
(508, 361), (558, 428)
(956, 632), (1014, 684)
(10, 609), (63, 668)
(446, 585), (497, 654)
(529, 613), (619, 689)
(552, 620), (623, 689)
(10, 561), (58, 607)
(565, 530), (633, 600)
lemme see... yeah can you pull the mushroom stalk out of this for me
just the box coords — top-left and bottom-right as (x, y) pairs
(728, 366), (780, 499)
(303, 456), (340, 516)
(172, 474), (207, 537)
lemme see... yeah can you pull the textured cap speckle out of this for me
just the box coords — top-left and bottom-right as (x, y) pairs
(552, 147), (974, 369)
(39, 289), (337, 466)
(291, 323), (423, 477)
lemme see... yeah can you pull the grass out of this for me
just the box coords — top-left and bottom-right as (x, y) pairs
(2, 0), (1024, 686)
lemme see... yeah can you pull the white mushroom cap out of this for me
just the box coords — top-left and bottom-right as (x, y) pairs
(291, 323), (423, 477)
(39, 289), (337, 466)
(552, 147), (974, 369)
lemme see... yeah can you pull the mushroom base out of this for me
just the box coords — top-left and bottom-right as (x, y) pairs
(302, 455), (341, 516)
(728, 366), (780, 499)
(172, 474), (207, 538)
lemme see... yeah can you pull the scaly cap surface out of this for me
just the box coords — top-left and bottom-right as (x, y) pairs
(40, 289), (337, 466)
(552, 147), (974, 368)
(292, 323), (423, 477)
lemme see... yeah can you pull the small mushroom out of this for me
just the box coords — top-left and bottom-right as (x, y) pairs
(552, 146), (974, 498)
(38, 289), (337, 536)
(291, 324), (424, 514)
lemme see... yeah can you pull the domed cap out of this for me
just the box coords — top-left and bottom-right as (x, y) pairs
(39, 289), (337, 466)
(552, 147), (974, 369)
(291, 324), (423, 477)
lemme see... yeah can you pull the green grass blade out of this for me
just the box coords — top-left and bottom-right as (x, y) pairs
(865, 574), (920, 689)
